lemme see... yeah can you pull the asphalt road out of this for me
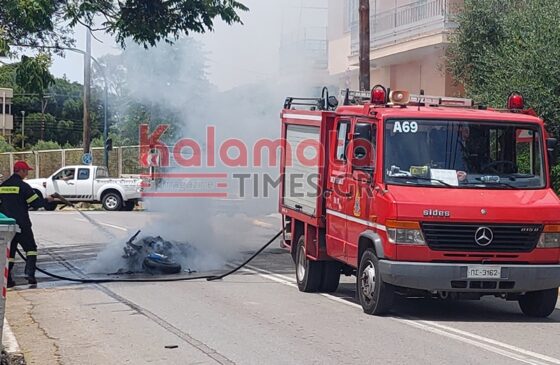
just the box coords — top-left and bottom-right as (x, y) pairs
(5, 210), (560, 365)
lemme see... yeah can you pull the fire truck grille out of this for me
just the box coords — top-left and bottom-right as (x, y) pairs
(421, 223), (543, 252)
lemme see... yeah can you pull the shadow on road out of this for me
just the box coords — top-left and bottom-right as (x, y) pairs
(252, 250), (560, 323)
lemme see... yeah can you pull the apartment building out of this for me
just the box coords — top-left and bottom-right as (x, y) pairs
(0, 87), (14, 140)
(328, 0), (463, 96)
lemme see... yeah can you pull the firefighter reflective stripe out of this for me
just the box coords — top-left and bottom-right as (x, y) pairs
(26, 251), (38, 256)
(8, 258), (15, 262)
(0, 187), (20, 194)
(26, 194), (39, 204)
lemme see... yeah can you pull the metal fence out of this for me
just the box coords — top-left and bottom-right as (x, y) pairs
(0, 146), (148, 179)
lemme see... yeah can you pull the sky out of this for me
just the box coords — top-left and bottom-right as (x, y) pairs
(50, 0), (327, 92)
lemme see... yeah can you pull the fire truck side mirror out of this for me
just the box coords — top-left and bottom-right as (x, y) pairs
(547, 138), (558, 166)
(327, 96), (339, 109)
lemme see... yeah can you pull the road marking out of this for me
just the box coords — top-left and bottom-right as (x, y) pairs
(252, 219), (275, 229)
(243, 265), (560, 365)
(3, 319), (21, 353)
(417, 320), (560, 365)
(74, 218), (128, 232)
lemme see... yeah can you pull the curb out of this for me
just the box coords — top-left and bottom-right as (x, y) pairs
(2, 319), (25, 364)
(3, 319), (20, 354)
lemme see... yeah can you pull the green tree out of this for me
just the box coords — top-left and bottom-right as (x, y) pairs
(0, 136), (15, 152)
(1, 0), (248, 55)
(15, 54), (55, 97)
(447, 0), (560, 135)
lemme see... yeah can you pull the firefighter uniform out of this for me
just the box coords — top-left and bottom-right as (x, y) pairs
(0, 163), (48, 286)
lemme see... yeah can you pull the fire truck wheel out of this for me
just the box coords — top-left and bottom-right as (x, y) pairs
(320, 261), (341, 293)
(295, 236), (323, 292)
(358, 248), (395, 315)
(518, 288), (558, 318)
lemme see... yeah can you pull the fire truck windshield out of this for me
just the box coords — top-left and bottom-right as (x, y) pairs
(384, 120), (546, 189)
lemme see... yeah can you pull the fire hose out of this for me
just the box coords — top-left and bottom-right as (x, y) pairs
(12, 193), (283, 284)
(16, 231), (282, 283)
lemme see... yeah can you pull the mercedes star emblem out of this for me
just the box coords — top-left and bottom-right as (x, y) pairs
(475, 227), (494, 246)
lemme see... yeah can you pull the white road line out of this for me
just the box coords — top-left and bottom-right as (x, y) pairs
(3, 319), (21, 353)
(74, 218), (128, 232)
(398, 319), (550, 365)
(417, 321), (560, 365)
(243, 265), (560, 365)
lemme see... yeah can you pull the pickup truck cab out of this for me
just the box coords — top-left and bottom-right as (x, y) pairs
(27, 165), (142, 211)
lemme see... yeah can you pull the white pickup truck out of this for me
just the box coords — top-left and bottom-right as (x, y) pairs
(27, 165), (143, 211)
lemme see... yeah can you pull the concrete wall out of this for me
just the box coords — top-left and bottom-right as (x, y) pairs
(389, 50), (446, 94)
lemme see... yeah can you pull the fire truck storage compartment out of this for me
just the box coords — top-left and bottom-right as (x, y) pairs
(283, 124), (321, 216)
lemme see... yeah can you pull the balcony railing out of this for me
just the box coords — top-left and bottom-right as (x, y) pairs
(281, 27), (328, 71)
(350, 0), (459, 56)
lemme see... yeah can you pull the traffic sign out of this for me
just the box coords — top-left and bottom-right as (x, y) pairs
(82, 153), (93, 165)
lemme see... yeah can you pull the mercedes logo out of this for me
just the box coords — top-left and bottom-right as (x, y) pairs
(475, 227), (494, 246)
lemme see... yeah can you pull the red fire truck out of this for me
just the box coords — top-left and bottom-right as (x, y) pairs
(279, 86), (560, 317)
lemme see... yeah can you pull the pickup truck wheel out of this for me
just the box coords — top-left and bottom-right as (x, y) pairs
(102, 192), (123, 211)
(357, 248), (395, 315)
(295, 236), (323, 292)
(320, 261), (341, 293)
(518, 288), (558, 318)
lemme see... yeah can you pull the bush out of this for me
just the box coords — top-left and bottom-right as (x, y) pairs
(0, 136), (15, 153)
(32, 140), (62, 151)
(552, 164), (560, 195)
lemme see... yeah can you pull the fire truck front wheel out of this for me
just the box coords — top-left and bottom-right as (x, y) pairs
(358, 248), (395, 315)
(518, 288), (558, 318)
(295, 236), (323, 292)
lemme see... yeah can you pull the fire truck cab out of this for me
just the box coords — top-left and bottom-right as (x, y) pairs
(279, 86), (560, 317)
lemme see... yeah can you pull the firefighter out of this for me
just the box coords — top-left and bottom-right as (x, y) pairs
(0, 161), (55, 287)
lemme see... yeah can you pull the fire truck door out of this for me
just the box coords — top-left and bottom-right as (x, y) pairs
(325, 118), (352, 261)
(345, 121), (377, 264)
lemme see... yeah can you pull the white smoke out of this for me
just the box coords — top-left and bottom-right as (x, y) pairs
(89, 0), (331, 274)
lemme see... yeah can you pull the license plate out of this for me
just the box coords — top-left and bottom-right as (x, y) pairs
(467, 265), (502, 279)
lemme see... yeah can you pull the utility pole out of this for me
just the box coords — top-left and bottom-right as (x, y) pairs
(103, 81), (109, 168)
(21, 110), (25, 149)
(40, 96), (49, 140)
(1, 90), (5, 137)
(83, 29), (92, 154)
(359, 0), (371, 91)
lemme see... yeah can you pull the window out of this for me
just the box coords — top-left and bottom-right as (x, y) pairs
(335, 121), (351, 161)
(95, 167), (109, 179)
(384, 120), (546, 189)
(353, 122), (377, 170)
(53, 168), (75, 180)
(345, 0), (360, 31)
(78, 168), (90, 180)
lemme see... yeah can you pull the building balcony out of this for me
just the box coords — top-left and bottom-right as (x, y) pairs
(350, 0), (459, 57)
(280, 27), (329, 73)
(0, 114), (14, 135)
